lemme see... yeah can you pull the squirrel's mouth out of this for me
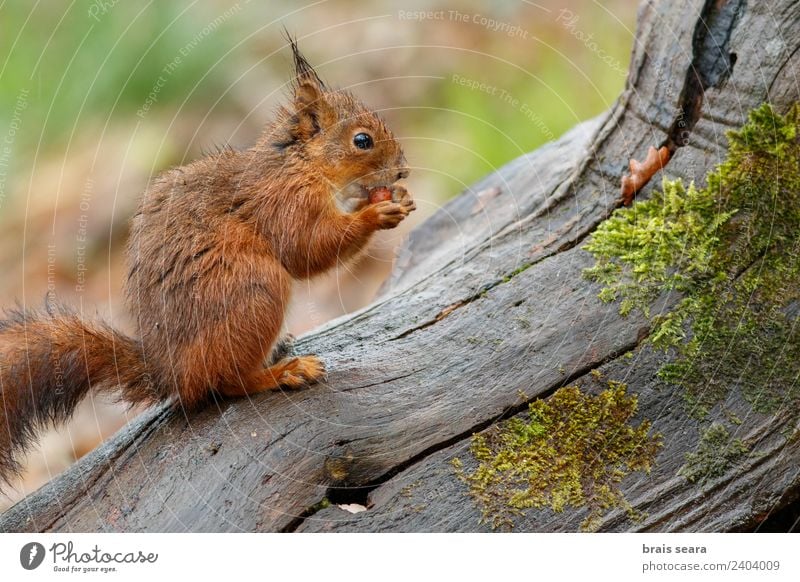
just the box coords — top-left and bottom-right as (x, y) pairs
(357, 183), (393, 199)
(349, 178), (401, 200)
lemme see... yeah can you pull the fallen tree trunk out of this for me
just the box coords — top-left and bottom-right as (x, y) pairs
(2, 0), (799, 532)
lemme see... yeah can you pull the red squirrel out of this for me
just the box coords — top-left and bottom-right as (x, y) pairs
(0, 38), (414, 484)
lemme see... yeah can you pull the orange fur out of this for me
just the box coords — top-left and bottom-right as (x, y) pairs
(0, 37), (413, 483)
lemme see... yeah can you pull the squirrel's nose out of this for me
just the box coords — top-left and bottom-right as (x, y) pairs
(397, 168), (410, 180)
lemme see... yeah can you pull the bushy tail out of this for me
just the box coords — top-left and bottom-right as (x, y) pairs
(0, 304), (153, 484)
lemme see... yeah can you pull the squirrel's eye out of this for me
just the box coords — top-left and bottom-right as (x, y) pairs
(353, 132), (373, 150)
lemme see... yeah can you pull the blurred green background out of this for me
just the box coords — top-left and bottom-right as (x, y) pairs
(0, 0), (638, 506)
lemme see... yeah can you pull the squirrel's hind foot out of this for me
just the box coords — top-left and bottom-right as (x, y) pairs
(219, 355), (325, 397)
(273, 355), (325, 388)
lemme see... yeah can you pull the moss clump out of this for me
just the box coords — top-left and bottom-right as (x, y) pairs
(679, 424), (749, 484)
(310, 497), (331, 512)
(455, 382), (662, 531)
(583, 103), (800, 418)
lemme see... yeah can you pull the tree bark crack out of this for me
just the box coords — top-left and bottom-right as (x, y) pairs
(663, 0), (744, 152)
(283, 336), (646, 532)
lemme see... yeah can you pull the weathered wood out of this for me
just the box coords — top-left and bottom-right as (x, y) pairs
(298, 345), (800, 532)
(2, 0), (799, 532)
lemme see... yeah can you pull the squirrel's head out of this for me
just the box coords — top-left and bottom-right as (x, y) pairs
(265, 37), (409, 207)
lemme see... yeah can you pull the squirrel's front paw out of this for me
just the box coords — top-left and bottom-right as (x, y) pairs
(370, 200), (411, 229)
(369, 187), (415, 229)
(390, 185), (416, 213)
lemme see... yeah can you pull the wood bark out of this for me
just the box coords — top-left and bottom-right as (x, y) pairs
(2, 0), (799, 532)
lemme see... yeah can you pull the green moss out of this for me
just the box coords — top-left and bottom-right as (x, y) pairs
(679, 424), (749, 484)
(583, 103), (800, 419)
(514, 317), (532, 330)
(310, 498), (331, 512)
(400, 482), (421, 498)
(455, 382), (662, 531)
(504, 262), (534, 282)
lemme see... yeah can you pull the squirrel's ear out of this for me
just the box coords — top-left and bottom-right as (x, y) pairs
(286, 33), (335, 140)
(292, 80), (335, 140)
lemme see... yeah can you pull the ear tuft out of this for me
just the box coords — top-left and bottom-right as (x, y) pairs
(283, 28), (326, 89)
(282, 29), (335, 140)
